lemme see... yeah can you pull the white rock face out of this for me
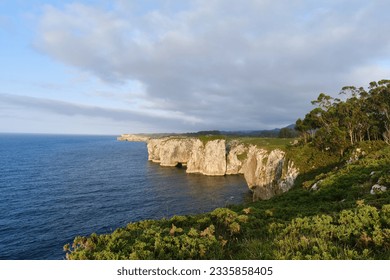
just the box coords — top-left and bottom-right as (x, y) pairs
(280, 161), (299, 193)
(186, 139), (227, 175)
(241, 146), (298, 200)
(159, 138), (194, 167)
(242, 145), (268, 188)
(370, 184), (387, 195)
(203, 139), (227, 176)
(226, 142), (247, 175)
(117, 134), (150, 142)
(145, 137), (299, 201)
(311, 180), (323, 191)
(186, 139), (205, 173)
(147, 138), (164, 163)
(147, 138), (194, 166)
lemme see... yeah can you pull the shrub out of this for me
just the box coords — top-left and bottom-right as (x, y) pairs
(271, 203), (390, 260)
(65, 207), (248, 260)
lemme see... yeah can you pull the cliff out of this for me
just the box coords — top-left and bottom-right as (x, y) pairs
(147, 138), (227, 175)
(241, 146), (298, 200)
(146, 137), (298, 200)
(117, 134), (150, 142)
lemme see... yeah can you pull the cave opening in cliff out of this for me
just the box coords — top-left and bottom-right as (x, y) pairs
(175, 162), (188, 169)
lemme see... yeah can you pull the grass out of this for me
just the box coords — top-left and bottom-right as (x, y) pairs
(64, 141), (390, 260)
(232, 137), (293, 151)
(194, 135), (293, 150)
(197, 135), (227, 145)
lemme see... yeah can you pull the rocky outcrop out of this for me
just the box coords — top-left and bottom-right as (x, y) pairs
(201, 139), (227, 176)
(241, 146), (298, 200)
(226, 141), (246, 175)
(153, 138), (193, 167)
(117, 134), (150, 142)
(370, 184), (387, 195)
(147, 138), (164, 163)
(147, 138), (227, 175)
(145, 137), (299, 201)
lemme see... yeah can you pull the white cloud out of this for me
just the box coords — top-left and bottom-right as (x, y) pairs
(33, 0), (390, 131)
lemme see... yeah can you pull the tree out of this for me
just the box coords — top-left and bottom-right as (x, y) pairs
(296, 80), (390, 152)
(278, 127), (296, 138)
(295, 118), (308, 143)
(368, 80), (390, 144)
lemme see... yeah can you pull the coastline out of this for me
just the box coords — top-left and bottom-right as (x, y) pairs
(118, 134), (298, 201)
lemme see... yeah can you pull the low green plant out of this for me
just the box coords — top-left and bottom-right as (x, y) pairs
(197, 135), (226, 145)
(64, 208), (249, 260)
(232, 137), (292, 151)
(270, 203), (390, 260)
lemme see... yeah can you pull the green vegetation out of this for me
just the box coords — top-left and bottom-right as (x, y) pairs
(296, 80), (390, 155)
(197, 135), (227, 145)
(271, 204), (390, 259)
(196, 135), (292, 151)
(65, 79), (390, 260)
(64, 208), (249, 260)
(233, 137), (292, 151)
(278, 127), (299, 138)
(237, 152), (248, 161)
(65, 143), (390, 260)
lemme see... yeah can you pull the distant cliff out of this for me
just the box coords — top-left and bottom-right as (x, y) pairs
(117, 134), (150, 142)
(145, 137), (298, 201)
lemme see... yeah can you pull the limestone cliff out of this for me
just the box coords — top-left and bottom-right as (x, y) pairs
(147, 138), (226, 175)
(117, 134), (150, 142)
(187, 139), (227, 176)
(241, 146), (298, 200)
(147, 138), (193, 166)
(144, 137), (299, 200)
(226, 141), (246, 175)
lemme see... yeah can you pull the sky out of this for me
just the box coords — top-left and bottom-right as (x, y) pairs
(1, 0), (390, 135)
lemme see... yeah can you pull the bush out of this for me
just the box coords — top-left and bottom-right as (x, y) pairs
(270, 203), (390, 260)
(64, 208), (249, 260)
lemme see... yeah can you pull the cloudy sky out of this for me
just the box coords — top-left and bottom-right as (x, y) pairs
(1, 0), (390, 135)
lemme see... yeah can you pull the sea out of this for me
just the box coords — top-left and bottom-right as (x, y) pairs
(0, 134), (251, 260)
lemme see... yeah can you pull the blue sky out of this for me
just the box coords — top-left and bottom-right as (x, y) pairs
(1, 0), (390, 135)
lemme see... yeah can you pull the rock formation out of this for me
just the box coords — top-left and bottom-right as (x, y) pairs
(370, 184), (387, 195)
(156, 138), (193, 167)
(117, 134), (150, 142)
(187, 139), (227, 176)
(226, 141), (246, 175)
(144, 137), (299, 200)
(241, 146), (298, 200)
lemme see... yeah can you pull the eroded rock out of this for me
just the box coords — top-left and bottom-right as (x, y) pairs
(370, 184), (387, 195)
(145, 137), (299, 201)
(242, 146), (298, 200)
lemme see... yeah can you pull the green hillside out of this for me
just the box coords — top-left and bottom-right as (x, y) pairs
(64, 142), (390, 260)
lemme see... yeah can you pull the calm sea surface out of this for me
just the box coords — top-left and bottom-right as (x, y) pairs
(0, 134), (250, 259)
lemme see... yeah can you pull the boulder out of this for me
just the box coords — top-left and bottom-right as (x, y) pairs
(370, 184), (387, 195)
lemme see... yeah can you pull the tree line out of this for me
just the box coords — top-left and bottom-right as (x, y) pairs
(295, 79), (390, 155)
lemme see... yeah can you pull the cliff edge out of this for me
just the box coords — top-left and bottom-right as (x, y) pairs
(117, 134), (150, 142)
(145, 137), (298, 200)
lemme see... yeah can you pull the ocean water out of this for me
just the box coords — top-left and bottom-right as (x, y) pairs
(0, 134), (250, 260)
